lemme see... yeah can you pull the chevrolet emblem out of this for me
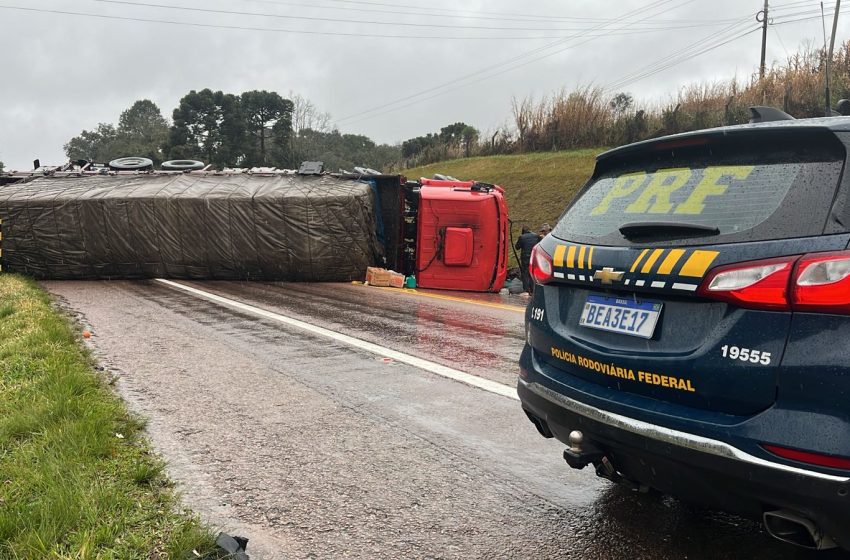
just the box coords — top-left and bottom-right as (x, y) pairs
(593, 267), (625, 284)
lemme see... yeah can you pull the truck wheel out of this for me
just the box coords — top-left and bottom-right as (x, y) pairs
(109, 157), (154, 170)
(161, 159), (205, 171)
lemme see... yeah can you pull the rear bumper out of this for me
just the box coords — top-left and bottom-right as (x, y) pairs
(518, 377), (850, 548)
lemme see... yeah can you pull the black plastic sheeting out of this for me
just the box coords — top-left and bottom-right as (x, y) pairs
(0, 173), (384, 281)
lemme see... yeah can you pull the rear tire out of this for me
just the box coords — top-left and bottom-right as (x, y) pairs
(109, 157), (153, 170)
(161, 159), (205, 171)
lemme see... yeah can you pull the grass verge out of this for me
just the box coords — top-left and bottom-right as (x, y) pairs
(404, 149), (601, 267)
(0, 274), (214, 559)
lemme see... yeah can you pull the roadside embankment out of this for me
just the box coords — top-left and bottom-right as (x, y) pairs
(0, 274), (213, 558)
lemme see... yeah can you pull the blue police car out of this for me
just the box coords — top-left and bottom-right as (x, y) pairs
(518, 113), (850, 550)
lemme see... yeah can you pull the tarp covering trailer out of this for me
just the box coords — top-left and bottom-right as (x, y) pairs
(0, 165), (508, 292)
(0, 172), (393, 281)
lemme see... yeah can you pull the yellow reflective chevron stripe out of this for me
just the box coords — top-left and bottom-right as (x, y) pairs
(679, 250), (720, 277)
(577, 246), (587, 269)
(641, 249), (665, 274)
(588, 247), (594, 269)
(567, 246), (576, 268)
(553, 245), (567, 267)
(657, 249), (686, 275)
(630, 249), (649, 272)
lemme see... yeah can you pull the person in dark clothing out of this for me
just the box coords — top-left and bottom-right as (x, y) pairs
(515, 226), (541, 294)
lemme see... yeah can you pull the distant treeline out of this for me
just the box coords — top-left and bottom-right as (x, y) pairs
(64, 90), (401, 172)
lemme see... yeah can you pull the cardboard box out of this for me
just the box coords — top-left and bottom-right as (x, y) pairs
(369, 269), (392, 287)
(388, 272), (405, 288)
(366, 267), (387, 284)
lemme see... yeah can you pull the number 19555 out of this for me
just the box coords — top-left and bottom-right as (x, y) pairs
(721, 345), (771, 365)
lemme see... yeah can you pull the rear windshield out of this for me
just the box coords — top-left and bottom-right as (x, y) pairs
(554, 131), (845, 246)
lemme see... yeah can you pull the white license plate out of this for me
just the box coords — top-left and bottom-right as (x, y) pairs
(579, 295), (662, 339)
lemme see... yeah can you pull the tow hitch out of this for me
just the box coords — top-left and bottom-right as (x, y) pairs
(562, 430), (648, 492)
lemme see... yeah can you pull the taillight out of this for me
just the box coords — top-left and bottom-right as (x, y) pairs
(763, 444), (850, 471)
(697, 256), (795, 311)
(697, 250), (850, 314)
(791, 251), (850, 313)
(530, 245), (554, 284)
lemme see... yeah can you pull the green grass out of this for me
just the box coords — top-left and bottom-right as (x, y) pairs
(0, 275), (215, 559)
(404, 149), (601, 266)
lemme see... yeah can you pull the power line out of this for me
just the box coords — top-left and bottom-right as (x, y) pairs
(336, 0), (701, 125)
(0, 2), (759, 40)
(239, 0), (744, 26)
(245, 0), (713, 24)
(603, 5), (835, 94)
(603, 24), (761, 93)
(602, 20), (756, 92)
(334, 0), (680, 124)
(772, 11), (835, 24)
(0, 4), (574, 39)
(77, 0), (747, 33)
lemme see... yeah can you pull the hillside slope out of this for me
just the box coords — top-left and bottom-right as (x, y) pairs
(404, 149), (601, 266)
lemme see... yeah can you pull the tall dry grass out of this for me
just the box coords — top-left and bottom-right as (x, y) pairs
(501, 40), (850, 155)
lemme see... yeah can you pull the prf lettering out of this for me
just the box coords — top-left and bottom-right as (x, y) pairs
(590, 165), (754, 216)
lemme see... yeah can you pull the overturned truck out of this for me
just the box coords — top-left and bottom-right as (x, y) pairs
(0, 167), (508, 292)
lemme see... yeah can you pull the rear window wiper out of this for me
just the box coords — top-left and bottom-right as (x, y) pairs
(618, 221), (720, 239)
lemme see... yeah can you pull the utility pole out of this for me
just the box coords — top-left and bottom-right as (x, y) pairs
(759, 0), (769, 79)
(824, 0), (841, 115)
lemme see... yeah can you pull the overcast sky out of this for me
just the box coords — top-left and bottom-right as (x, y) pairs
(0, 0), (846, 169)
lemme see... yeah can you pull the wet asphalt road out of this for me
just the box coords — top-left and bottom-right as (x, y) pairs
(43, 280), (844, 560)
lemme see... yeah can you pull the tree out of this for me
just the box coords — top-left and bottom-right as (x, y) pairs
(241, 90), (294, 166)
(115, 100), (169, 163)
(460, 125), (479, 157)
(438, 122), (470, 145)
(0, 161), (5, 173)
(401, 121), (479, 166)
(609, 92), (634, 117)
(64, 123), (119, 162)
(292, 128), (400, 171)
(289, 92), (332, 165)
(64, 100), (169, 164)
(166, 89), (246, 168)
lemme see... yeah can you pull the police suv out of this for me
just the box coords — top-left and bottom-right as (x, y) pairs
(519, 112), (850, 550)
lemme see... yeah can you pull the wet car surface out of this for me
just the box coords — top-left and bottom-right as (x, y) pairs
(44, 280), (843, 559)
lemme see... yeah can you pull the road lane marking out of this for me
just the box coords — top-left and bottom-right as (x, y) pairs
(364, 285), (525, 313)
(156, 279), (520, 401)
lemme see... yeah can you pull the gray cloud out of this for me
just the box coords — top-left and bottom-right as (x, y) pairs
(0, 0), (845, 169)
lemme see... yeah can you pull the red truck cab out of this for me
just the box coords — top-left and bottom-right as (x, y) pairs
(414, 179), (508, 292)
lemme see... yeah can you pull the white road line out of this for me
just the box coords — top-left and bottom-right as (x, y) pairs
(155, 279), (519, 401)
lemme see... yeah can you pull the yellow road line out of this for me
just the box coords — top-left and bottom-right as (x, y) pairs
(365, 285), (525, 313)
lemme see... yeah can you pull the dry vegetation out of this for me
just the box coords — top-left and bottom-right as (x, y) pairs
(475, 41), (850, 157)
